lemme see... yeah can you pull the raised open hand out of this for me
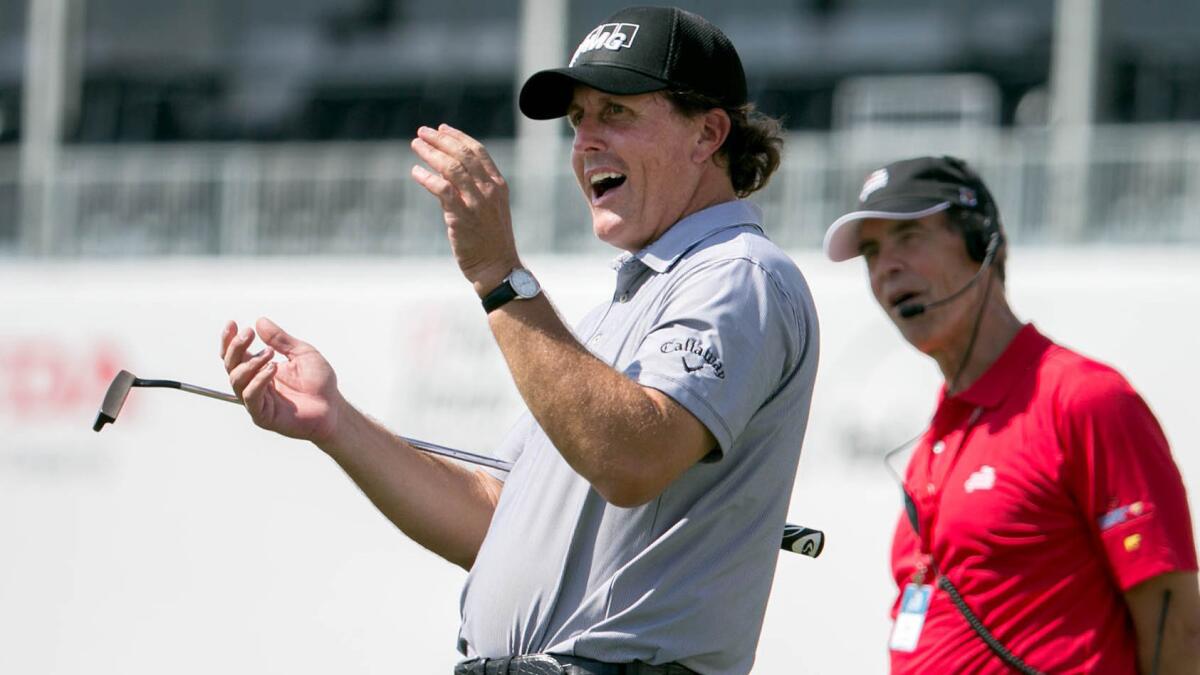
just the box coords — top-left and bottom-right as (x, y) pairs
(220, 317), (342, 444)
(410, 124), (520, 295)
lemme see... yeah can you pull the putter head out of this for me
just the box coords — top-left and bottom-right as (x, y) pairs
(93, 370), (137, 432)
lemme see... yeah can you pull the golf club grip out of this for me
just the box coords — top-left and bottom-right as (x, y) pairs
(782, 524), (825, 558)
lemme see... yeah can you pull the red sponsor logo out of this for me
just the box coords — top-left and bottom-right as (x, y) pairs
(0, 338), (127, 423)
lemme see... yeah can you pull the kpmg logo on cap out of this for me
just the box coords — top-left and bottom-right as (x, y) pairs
(569, 23), (640, 67)
(859, 168), (889, 203)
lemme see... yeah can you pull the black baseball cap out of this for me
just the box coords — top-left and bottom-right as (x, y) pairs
(518, 6), (748, 120)
(823, 156), (1000, 262)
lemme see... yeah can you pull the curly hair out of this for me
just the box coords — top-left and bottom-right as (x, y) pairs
(664, 90), (784, 197)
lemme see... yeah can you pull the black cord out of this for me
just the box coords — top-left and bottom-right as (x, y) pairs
(934, 245), (1044, 673)
(937, 576), (1045, 675)
(945, 232), (999, 397)
(891, 235), (1045, 673)
(1151, 589), (1172, 675)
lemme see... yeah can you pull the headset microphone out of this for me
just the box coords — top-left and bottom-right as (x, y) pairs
(898, 231), (1001, 319)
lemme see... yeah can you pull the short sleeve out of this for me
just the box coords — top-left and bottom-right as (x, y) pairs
(623, 258), (799, 457)
(1061, 369), (1198, 590)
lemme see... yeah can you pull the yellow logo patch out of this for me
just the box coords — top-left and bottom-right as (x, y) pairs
(1124, 534), (1142, 552)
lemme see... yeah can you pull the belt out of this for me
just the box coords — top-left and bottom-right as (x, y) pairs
(453, 655), (697, 675)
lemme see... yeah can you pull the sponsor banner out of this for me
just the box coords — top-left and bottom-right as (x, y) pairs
(0, 250), (1196, 675)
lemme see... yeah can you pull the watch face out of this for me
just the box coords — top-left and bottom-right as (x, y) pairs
(510, 268), (540, 298)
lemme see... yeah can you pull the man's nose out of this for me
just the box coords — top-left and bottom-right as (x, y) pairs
(572, 117), (606, 153)
(870, 248), (905, 286)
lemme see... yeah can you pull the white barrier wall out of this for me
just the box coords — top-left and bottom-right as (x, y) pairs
(2, 248), (1198, 674)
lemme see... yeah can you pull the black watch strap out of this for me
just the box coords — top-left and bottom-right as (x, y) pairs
(481, 279), (518, 313)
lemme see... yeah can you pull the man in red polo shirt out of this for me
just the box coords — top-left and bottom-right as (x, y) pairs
(824, 156), (1199, 673)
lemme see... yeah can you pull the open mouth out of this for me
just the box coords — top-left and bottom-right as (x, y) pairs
(889, 291), (919, 309)
(589, 171), (627, 200)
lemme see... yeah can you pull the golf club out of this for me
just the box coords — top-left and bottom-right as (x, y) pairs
(93, 369), (514, 472)
(94, 369), (825, 557)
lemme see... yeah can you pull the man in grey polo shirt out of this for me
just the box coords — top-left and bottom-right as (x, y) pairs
(220, 6), (818, 674)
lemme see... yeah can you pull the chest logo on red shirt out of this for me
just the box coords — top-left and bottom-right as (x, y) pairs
(963, 465), (996, 493)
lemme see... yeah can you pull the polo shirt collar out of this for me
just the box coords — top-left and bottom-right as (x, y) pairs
(612, 200), (764, 274)
(951, 323), (1051, 409)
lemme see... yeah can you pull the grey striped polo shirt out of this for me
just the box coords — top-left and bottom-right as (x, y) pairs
(458, 200), (819, 675)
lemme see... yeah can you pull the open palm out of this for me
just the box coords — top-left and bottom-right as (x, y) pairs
(222, 317), (343, 444)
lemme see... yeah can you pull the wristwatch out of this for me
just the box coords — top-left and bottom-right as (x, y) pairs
(481, 267), (541, 313)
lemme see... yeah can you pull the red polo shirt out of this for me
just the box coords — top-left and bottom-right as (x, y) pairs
(890, 324), (1197, 674)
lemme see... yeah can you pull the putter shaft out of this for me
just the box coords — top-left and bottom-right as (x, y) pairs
(94, 370), (824, 557)
(136, 378), (507, 469)
(177, 382), (240, 404)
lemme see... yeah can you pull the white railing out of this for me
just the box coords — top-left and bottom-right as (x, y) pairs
(2, 123), (1200, 257)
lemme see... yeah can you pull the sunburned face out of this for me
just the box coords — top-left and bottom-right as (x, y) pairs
(567, 87), (710, 252)
(857, 213), (984, 354)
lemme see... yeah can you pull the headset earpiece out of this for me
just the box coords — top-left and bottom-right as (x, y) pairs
(964, 213), (1003, 263)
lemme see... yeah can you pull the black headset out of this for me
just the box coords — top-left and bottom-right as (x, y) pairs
(943, 156), (1005, 264)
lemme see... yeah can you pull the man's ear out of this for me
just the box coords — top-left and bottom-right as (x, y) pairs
(692, 107), (731, 164)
